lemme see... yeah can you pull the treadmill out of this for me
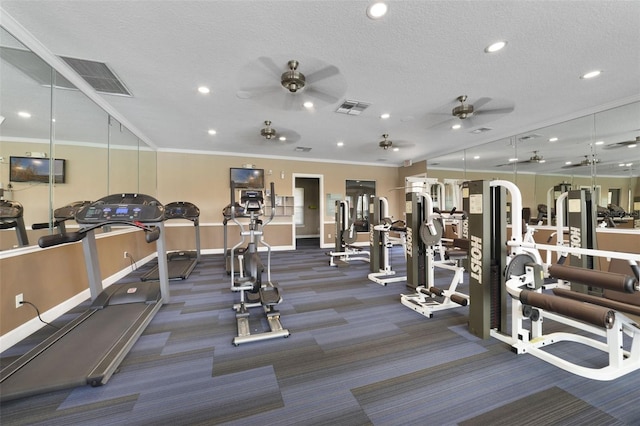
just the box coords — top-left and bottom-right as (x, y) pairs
(31, 200), (92, 234)
(0, 200), (29, 247)
(0, 193), (170, 402)
(141, 201), (200, 281)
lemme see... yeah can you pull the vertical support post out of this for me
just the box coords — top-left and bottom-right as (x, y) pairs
(405, 192), (425, 291)
(567, 188), (598, 294)
(82, 229), (103, 300)
(465, 180), (507, 339)
(155, 221), (170, 303)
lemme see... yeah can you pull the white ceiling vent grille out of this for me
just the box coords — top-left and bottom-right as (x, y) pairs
(518, 133), (542, 141)
(336, 100), (371, 116)
(61, 56), (132, 96)
(470, 127), (493, 134)
(295, 146), (312, 152)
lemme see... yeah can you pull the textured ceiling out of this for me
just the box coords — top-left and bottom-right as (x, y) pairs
(1, 0), (639, 173)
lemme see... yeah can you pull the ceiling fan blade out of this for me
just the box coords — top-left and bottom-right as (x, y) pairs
(240, 85), (280, 99)
(475, 106), (515, 116)
(257, 56), (283, 78)
(283, 93), (297, 110)
(306, 65), (340, 83)
(304, 87), (339, 104)
(471, 97), (492, 110)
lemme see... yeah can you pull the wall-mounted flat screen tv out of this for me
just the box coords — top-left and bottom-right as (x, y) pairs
(9, 156), (66, 184)
(230, 167), (264, 189)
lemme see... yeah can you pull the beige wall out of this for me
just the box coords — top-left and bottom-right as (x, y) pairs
(155, 152), (402, 246)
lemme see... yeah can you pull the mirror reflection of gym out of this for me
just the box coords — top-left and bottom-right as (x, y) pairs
(345, 179), (375, 232)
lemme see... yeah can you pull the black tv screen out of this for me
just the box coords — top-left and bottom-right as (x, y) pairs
(230, 167), (264, 189)
(9, 156), (66, 184)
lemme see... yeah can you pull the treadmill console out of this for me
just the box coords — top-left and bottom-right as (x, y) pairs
(164, 201), (200, 220)
(76, 194), (164, 224)
(54, 200), (92, 220)
(0, 200), (24, 219)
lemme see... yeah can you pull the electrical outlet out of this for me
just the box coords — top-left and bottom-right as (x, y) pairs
(15, 293), (23, 308)
(123, 251), (129, 259)
(328, 233), (332, 239)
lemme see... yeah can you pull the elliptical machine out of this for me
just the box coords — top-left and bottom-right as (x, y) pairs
(229, 182), (289, 345)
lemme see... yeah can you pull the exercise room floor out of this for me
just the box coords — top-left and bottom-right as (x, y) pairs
(1, 243), (639, 425)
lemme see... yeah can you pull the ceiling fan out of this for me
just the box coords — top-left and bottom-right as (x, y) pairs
(495, 151), (545, 167)
(258, 120), (299, 144)
(603, 135), (640, 150)
(378, 134), (414, 151)
(238, 56), (347, 110)
(562, 154), (600, 168)
(426, 95), (515, 130)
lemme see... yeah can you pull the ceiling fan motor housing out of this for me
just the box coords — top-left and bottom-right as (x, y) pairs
(261, 120), (277, 139)
(281, 60), (306, 92)
(452, 104), (474, 119)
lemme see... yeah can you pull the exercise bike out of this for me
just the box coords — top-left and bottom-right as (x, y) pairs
(228, 182), (290, 345)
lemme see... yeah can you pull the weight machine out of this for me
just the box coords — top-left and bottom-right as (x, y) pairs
(327, 199), (370, 267)
(400, 192), (470, 318)
(467, 179), (640, 380)
(368, 196), (406, 286)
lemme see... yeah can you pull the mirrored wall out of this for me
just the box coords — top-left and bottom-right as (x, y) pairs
(427, 101), (640, 224)
(0, 26), (157, 251)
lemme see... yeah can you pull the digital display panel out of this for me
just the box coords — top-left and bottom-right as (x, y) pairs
(9, 156), (66, 184)
(230, 168), (264, 189)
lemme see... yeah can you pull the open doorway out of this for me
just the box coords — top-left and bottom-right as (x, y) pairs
(293, 175), (322, 248)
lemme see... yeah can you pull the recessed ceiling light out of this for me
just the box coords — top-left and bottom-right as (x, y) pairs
(629, 144), (637, 148)
(565, 161), (572, 165)
(303, 101), (314, 108)
(367, 2), (387, 19)
(485, 41), (507, 53)
(392, 147), (400, 152)
(473, 155), (480, 160)
(626, 163), (633, 166)
(451, 124), (462, 130)
(508, 158), (518, 162)
(380, 113), (390, 119)
(619, 163), (625, 167)
(337, 141), (344, 147)
(279, 136), (287, 141)
(595, 140), (604, 145)
(581, 70), (602, 79)
(18, 111), (31, 118)
(208, 129), (217, 135)
(198, 86), (210, 94)
(549, 137), (558, 142)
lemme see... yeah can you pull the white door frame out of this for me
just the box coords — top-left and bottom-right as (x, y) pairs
(292, 173), (324, 247)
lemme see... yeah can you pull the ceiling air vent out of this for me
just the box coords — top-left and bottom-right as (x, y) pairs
(470, 127), (493, 134)
(336, 99), (371, 116)
(295, 146), (312, 152)
(519, 133), (542, 141)
(60, 56), (132, 96)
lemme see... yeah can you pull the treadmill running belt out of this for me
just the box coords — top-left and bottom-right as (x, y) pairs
(141, 252), (197, 281)
(0, 303), (154, 401)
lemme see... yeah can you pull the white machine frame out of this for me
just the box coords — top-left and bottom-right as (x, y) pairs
(490, 180), (640, 381)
